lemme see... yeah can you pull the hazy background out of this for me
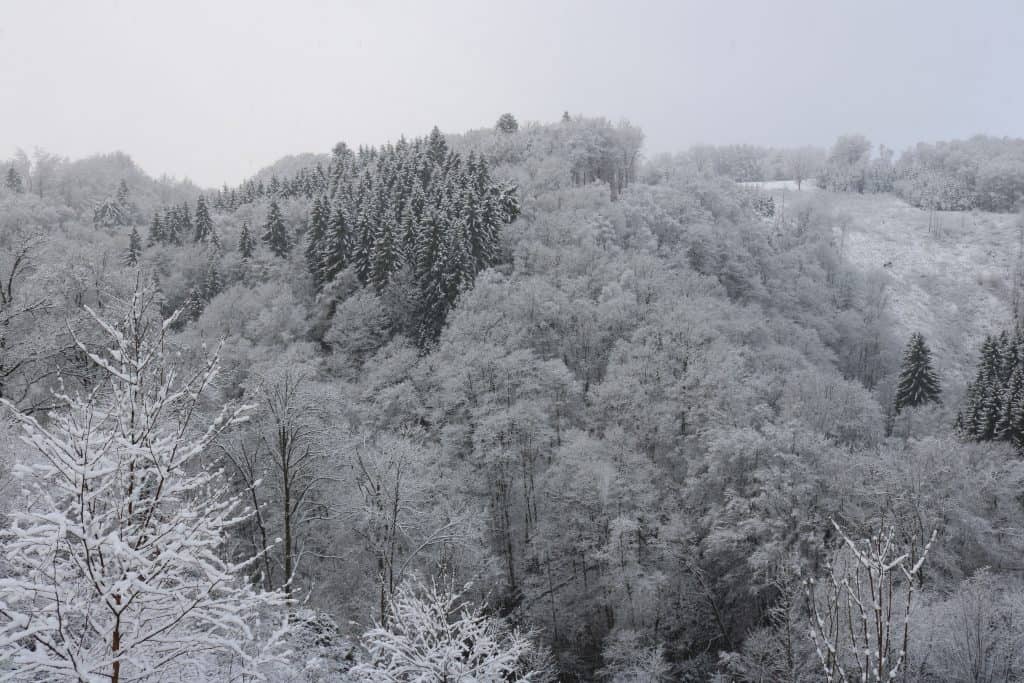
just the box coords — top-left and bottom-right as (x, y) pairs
(2, 0), (1021, 187)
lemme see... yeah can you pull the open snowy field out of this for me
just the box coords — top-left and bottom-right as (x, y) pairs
(761, 185), (1020, 387)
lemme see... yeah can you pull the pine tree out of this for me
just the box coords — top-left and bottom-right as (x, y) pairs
(305, 194), (329, 288)
(4, 166), (23, 193)
(194, 195), (214, 243)
(203, 258), (222, 301)
(320, 193), (351, 285)
(496, 112), (519, 134)
(967, 335), (1003, 439)
(371, 206), (402, 290)
(148, 212), (165, 246)
(426, 126), (448, 167)
(179, 202), (193, 240)
(995, 365), (1024, 443)
(93, 198), (127, 228)
(116, 179), (130, 206)
(262, 201), (290, 257)
(893, 332), (941, 414)
(125, 226), (143, 266)
(239, 221), (256, 259)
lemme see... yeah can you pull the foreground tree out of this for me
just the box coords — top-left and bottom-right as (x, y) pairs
(805, 520), (936, 683)
(349, 580), (550, 681)
(0, 286), (286, 681)
(893, 332), (941, 414)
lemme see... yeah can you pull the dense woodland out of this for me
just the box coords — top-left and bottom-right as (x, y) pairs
(2, 115), (1024, 681)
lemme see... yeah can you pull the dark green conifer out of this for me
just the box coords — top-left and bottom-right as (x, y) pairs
(148, 213), (164, 246)
(262, 201), (290, 257)
(4, 167), (23, 193)
(194, 196), (214, 243)
(239, 221), (255, 259)
(125, 226), (143, 266)
(496, 113), (519, 134)
(305, 195), (329, 287)
(893, 332), (941, 414)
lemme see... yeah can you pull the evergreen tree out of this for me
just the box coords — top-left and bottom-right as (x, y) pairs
(116, 179), (130, 206)
(426, 126), (448, 167)
(893, 332), (941, 414)
(125, 226), (143, 266)
(179, 202), (193, 239)
(148, 212), (165, 246)
(203, 258), (222, 301)
(370, 206), (402, 290)
(4, 166), (23, 193)
(305, 194), (329, 287)
(193, 195), (214, 243)
(995, 365), (1024, 443)
(239, 221), (256, 259)
(320, 194), (351, 286)
(262, 201), (290, 257)
(93, 198), (127, 229)
(496, 113), (519, 134)
(963, 335), (1003, 439)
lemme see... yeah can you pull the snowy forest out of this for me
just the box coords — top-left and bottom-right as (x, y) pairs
(2, 113), (1024, 682)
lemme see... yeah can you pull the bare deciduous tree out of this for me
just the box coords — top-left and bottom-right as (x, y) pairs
(805, 520), (936, 683)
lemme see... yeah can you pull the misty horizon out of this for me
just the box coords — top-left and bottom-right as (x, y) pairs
(3, 0), (1023, 187)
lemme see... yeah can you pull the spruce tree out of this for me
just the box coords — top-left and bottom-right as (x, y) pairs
(262, 201), (290, 257)
(426, 126), (448, 167)
(125, 226), (143, 266)
(995, 365), (1024, 442)
(239, 221), (255, 259)
(305, 194), (329, 287)
(320, 194), (351, 285)
(4, 167), (23, 193)
(193, 195), (214, 243)
(116, 179), (130, 206)
(976, 336), (1003, 439)
(179, 202), (193, 240)
(370, 206), (402, 290)
(148, 212), (165, 246)
(496, 113), (519, 134)
(893, 332), (941, 414)
(203, 258), (222, 301)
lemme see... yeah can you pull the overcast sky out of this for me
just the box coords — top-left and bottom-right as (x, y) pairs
(2, 0), (1021, 187)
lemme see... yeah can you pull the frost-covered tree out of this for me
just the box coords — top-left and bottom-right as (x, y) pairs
(239, 220), (256, 259)
(0, 286), (287, 681)
(194, 194), (214, 243)
(496, 113), (519, 134)
(305, 194), (329, 288)
(262, 200), (290, 257)
(349, 580), (548, 681)
(124, 225), (142, 266)
(893, 332), (941, 414)
(3, 167), (23, 194)
(805, 520), (936, 683)
(147, 212), (165, 246)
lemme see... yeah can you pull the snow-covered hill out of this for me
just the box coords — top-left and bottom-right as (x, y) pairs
(762, 185), (1020, 390)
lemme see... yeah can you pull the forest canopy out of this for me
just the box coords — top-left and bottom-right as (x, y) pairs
(1, 117), (1024, 681)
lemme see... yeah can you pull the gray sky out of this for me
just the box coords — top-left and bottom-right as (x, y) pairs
(2, 0), (1021, 188)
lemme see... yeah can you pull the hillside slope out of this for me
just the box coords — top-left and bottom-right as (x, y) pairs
(760, 184), (1020, 391)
